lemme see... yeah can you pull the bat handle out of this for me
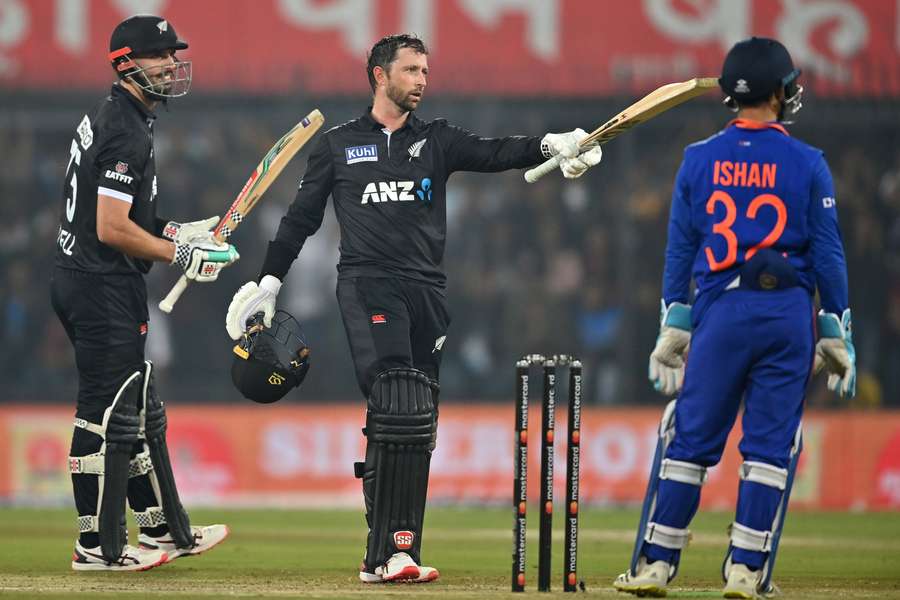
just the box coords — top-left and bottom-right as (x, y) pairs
(524, 155), (562, 183)
(159, 276), (189, 314)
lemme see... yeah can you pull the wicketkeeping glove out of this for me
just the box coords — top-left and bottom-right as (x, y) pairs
(162, 215), (220, 245)
(648, 300), (692, 396)
(815, 308), (856, 399)
(172, 239), (239, 283)
(225, 275), (282, 340)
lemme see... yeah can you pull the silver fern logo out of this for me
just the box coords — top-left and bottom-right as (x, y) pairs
(408, 138), (427, 160)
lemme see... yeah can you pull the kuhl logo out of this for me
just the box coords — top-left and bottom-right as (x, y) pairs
(345, 144), (378, 165)
(393, 530), (414, 550)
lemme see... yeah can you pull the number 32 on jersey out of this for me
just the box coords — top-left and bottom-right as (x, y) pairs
(705, 190), (787, 271)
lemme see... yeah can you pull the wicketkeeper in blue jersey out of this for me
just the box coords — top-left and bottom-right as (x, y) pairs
(613, 37), (856, 599)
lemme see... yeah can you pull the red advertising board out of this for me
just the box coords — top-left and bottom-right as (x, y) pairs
(1, 0), (897, 96)
(2, 405), (899, 510)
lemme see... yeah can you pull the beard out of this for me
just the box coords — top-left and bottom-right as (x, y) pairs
(386, 82), (419, 112)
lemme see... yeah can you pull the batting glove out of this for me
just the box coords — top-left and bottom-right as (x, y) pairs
(226, 275), (282, 340)
(162, 215), (220, 245)
(172, 239), (239, 283)
(648, 300), (692, 396)
(541, 128), (590, 159)
(560, 146), (603, 178)
(815, 309), (856, 399)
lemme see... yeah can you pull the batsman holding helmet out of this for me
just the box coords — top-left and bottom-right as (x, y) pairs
(225, 34), (603, 582)
(51, 15), (235, 571)
(614, 38), (854, 598)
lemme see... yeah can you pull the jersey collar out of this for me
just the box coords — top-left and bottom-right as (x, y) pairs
(728, 118), (789, 136)
(361, 106), (423, 133)
(111, 84), (157, 121)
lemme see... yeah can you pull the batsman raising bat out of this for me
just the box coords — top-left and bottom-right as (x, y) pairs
(225, 34), (603, 583)
(50, 15), (233, 571)
(613, 38), (853, 599)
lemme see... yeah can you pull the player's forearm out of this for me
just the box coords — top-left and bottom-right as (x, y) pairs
(97, 217), (175, 263)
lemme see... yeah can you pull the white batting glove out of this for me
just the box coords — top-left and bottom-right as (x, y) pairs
(172, 239), (239, 283)
(226, 275), (282, 340)
(540, 128), (589, 159)
(162, 215), (220, 245)
(648, 300), (692, 396)
(560, 146), (603, 178)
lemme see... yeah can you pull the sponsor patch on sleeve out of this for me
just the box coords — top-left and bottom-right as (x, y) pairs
(345, 144), (378, 165)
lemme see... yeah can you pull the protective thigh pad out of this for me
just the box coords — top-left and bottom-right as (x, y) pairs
(723, 424), (803, 595)
(141, 360), (193, 548)
(362, 368), (437, 570)
(67, 370), (143, 562)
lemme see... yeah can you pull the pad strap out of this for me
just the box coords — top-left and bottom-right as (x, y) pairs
(73, 418), (105, 437)
(739, 461), (788, 490)
(78, 514), (98, 533)
(659, 459), (708, 486)
(645, 522), (691, 549)
(133, 506), (167, 528)
(730, 521), (773, 552)
(69, 453), (105, 475)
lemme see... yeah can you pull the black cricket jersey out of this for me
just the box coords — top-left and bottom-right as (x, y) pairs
(55, 84), (161, 275)
(261, 109), (545, 288)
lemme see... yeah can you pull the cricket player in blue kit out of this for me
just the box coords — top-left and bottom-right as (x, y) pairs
(614, 38), (857, 599)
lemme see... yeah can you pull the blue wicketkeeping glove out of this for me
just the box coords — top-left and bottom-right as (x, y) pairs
(648, 300), (692, 396)
(815, 309), (856, 399)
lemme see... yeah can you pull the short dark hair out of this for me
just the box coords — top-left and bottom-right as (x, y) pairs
(366, 34), (428, 92)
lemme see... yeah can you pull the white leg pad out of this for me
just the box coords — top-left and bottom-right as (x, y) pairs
(740, 461), (788, 490)
(659, 459), (708, 486)
(645, 522), (691, 549)
(730, 521), (773, 552)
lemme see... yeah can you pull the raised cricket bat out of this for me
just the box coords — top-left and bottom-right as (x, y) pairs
(159, 108), (325, 313)
(524, 78), (718, 183)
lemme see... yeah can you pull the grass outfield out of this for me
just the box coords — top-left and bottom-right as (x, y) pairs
(0, 507), (898, 599)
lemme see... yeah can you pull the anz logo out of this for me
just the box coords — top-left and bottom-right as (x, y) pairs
(361, 178), (434, 205)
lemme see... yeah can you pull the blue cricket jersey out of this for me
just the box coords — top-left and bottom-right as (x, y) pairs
(662, 119), (848, 322)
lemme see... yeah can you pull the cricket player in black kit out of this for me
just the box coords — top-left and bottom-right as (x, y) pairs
(225, 34), (603, 582)
(51, 15), (235, 571)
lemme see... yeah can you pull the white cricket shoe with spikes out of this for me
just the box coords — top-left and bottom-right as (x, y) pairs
(358, 552), (440, 583)
(138, 524), (229, 560)
(723, 563), (778, 599)
(71, 540), (168, 572)
(613, 557), (671, 597)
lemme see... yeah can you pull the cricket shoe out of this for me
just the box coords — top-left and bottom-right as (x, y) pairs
(71, 540), (168, 572)
(613, 557), (671, 597)
(358, 552), (440, 583)
(723, 563), (778, 599)
(138, 524), (229, 560)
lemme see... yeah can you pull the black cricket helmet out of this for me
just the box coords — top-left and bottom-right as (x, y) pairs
(231, 310), (311, 404)
(109, 15), (191, 99)
(719, 37), (802, 117)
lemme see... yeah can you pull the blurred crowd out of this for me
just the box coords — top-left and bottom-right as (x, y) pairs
(1, 94), (898, 406)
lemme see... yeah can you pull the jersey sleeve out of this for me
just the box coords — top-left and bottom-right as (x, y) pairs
(662, 157), (699, 306)
(261, 134), (335, 280)
(807, 154), (849, 314)
(95, 125), (148, 205)
(441, 123), (544, 173)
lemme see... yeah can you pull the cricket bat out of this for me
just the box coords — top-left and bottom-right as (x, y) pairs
(524, 78), (718, 183)
(159, 108), (325, 313)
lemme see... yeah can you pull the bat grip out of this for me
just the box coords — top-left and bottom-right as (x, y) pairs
(159, 276), (189, 314)
(524, 155), (562, 183)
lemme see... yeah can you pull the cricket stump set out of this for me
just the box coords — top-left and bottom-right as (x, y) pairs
(512, 354), (582, 592)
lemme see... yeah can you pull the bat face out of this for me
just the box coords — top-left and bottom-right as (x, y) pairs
(582, 78), (718, 147)
(213, 109), (324, 241)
